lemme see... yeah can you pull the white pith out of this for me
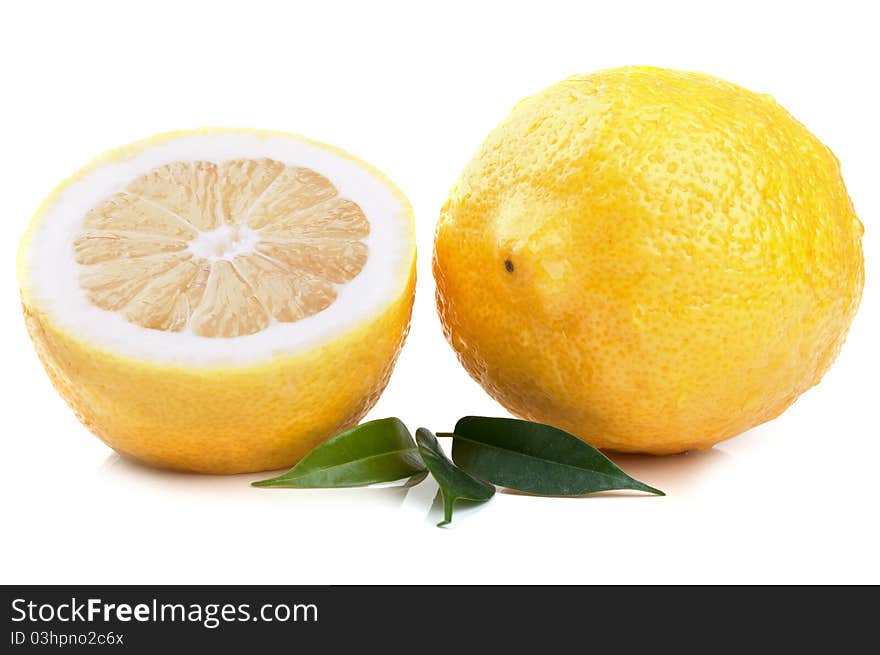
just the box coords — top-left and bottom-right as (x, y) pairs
(21, 132), (414, 367)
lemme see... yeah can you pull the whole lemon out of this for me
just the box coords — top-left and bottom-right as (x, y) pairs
(433, 66), (864, 454)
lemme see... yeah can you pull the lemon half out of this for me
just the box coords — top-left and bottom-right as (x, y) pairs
(19, 129), (416, 473)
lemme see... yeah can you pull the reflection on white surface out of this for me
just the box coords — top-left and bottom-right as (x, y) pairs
(425, 489), (494, 527)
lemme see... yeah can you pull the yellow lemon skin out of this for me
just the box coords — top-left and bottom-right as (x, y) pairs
(19, 129), (416, 474)
(22, 291), (413, 473)
(434, 67), (864, 454)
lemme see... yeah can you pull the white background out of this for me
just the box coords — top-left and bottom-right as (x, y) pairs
(1, 0), (877, 584)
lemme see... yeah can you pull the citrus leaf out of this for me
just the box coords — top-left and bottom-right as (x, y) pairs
(444, 416), (664, 496)
(415, 428), (495, 527)
(252, 418), (426, 488)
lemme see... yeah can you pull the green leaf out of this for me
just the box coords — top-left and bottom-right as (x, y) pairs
(415, 428), (495, 527)
(252, 418), (426, 488)
(444, 416), (664, 497)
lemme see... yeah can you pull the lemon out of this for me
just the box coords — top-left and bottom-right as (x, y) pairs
(434, 66), (864, 454)
(19, 129), (416, 473)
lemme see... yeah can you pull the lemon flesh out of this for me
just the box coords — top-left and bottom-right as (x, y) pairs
(76, 160), (369, 337)
(434, 67), (864, 454)
(19, 129), (416, 473)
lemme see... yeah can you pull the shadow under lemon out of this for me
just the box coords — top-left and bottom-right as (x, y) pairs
(98, 453), (422, 509)
(604, 447), (730, 496)
(98, 425), (744, 514)
(601, 423), (773, 495)
(498, 442), (734, 498)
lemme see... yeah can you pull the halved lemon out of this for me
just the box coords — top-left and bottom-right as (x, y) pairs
(18, 129), (416, 473)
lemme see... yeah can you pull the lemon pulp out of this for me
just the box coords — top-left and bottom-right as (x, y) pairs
(75, 159), (369, 337)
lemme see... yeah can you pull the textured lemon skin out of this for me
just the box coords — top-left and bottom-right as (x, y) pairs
(19, 128), (416, 473)
(434, 67), (864, 454)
